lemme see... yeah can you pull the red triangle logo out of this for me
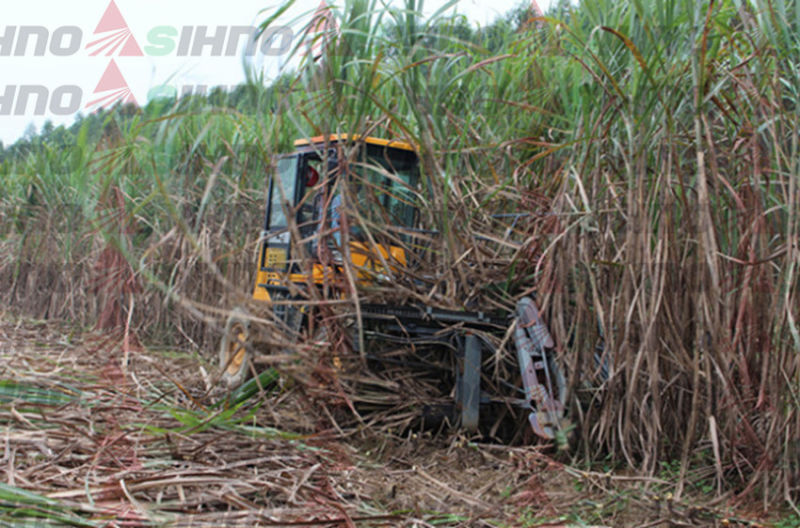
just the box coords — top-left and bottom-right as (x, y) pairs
(86, 60), (138, 110)
(306, 0), (339, 59)
(94, 0), (127, 33)
(86, 1), (143, 57)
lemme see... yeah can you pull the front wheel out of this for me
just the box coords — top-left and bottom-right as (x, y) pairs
(218, 307), (252, 389)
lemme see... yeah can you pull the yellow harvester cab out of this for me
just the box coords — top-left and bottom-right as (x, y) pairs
(252, 134), (419, 301)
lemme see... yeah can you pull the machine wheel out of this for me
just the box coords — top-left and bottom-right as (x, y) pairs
(218, 307), (252, 389)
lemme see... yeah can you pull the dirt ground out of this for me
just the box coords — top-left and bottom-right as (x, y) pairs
(0, 313), (776, 527)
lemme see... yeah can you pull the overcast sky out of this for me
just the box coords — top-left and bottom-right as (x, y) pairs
(1, 0), (553, 145)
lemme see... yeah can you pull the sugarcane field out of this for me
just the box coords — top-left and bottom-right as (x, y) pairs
(1, 0), (799, 526)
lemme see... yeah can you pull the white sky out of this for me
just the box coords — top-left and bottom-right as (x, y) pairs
(0, 0), (553, 145)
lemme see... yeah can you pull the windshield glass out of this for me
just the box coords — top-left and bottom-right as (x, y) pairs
(351, 148), (419, 232)
(268, 156), (298, 229)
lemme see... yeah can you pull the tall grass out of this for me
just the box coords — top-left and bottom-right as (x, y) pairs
(1, 0), (798, 505)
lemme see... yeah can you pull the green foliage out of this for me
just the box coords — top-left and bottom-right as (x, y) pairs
(224, 367), (281, 406)
(775, 513), (800, 528)
(0, 380), (79, 407)
(0, 483), (99, 527)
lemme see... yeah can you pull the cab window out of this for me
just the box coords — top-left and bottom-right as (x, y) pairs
(268, 156), (298, 230)
(351, 147), (419, 233)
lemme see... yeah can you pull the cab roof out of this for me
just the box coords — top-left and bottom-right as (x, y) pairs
(293, 134), (415, 153)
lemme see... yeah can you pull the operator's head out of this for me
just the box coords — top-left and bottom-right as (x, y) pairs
(306, 165), (320, 187)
